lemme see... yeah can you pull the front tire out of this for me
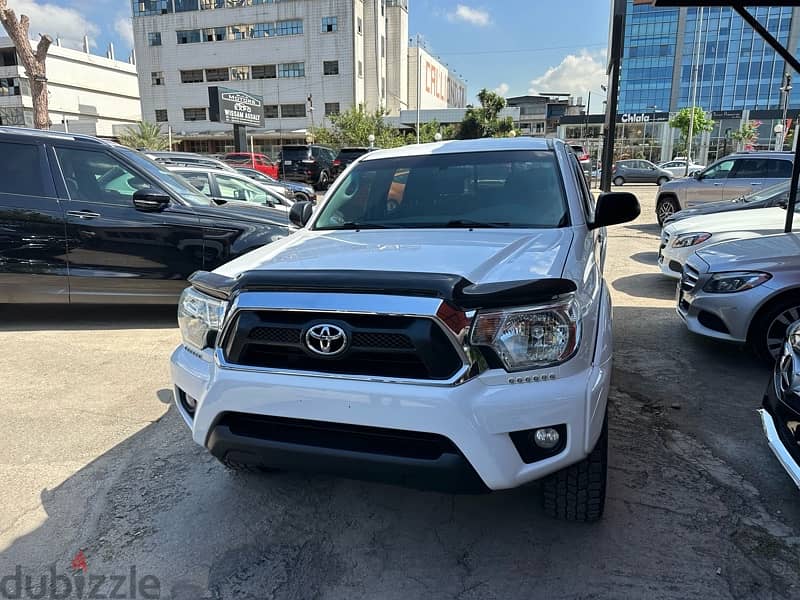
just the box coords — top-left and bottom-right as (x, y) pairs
(656, 196), (680, 226)
(315, 171), (330, 191)
(613, 176), (625, 186)
(542, 414), (607, 522)
(748, 294), (800, 363)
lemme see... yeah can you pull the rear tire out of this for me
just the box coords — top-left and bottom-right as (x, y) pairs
(656, 196), (680, 226)
(315, 171), (330, 191)
(613, 176), (625, 186)
(542, 414), (607, 522)
(748, 293), (800, 363)
(657, 176), (669, 186)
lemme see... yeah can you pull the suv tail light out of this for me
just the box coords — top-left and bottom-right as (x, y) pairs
(580, 153), (590, 161)
(333, 159), (341, 166)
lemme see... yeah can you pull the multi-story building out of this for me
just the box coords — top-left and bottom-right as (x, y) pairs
(617, 1), (800, 162)
(407, 44), (466, 111)
(506, 95), (583, 137)
(0, 38), (141, 137)
(131, 0), (422, 153)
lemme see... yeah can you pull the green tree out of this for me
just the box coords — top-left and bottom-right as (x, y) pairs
(668, 107), (715, 157)
(311, 105), (407, 149)
(730, 120), (761, 151)
(118, 121), (170, 151)
(456, 89), (516, 139)
(415, 119), (455, 143)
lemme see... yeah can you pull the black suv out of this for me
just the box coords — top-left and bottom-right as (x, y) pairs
(332, 147), (373, 178)
(0, 127), (289, 304)
(279, 144), (337, 190)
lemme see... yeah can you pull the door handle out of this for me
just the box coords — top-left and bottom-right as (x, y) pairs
(67, 210), (101, 220)
(750, 182), (762, 186)
(713, 183), (723, 186)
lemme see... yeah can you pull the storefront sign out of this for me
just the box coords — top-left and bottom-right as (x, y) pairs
(712, 110), (742, 120)
(617, 112), (670, 123)
(208, 86), (265, 128)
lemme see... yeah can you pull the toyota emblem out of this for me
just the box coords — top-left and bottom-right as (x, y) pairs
(305, 324), (348, 357)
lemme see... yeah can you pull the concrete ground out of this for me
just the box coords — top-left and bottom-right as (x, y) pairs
(1, 185), (799, 600)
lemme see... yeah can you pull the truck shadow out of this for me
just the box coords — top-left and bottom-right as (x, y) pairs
(1, 308), (797, 599)
(612, 273), (677, 301)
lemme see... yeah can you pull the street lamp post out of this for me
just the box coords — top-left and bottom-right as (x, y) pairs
(779, 73), (792, 151)
(368, 134), (375, 149)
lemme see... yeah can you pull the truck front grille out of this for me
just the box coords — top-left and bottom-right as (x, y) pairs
(221, 310), (464, 381)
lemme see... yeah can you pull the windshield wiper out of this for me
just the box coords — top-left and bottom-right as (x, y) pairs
(443, 220), (512, 228)
(328, 222), (390, 230)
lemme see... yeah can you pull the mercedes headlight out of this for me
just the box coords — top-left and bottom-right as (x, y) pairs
(703, 272), (772, 294)
(470, 298), (580, 371)
(672, 232), (711, 248)
(178, 287), (228, 350)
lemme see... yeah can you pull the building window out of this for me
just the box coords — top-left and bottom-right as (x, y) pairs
(264, 105), (279, 118)
(0, 49), (17, 67)
(205, 67), (228, 82)
(381, 35), (385, 57)
(324, 102), (340, 116)
(357, 17), (362, 34)
(183, 108), (207, 121)
(133, 0), (171, 17)
(231, 24), (253, 40)
(278, 62), (305, 78)
(323, 60), (339, 75)
(176, 29), (201, 44)
(276, 19), (303, 36)
(252, 64), (277, 79)
(180, 69), (205, 83)
(148, 32), (162, 46)
(358, 61), (363, 78)
(281, 104), (306, 118)
(155, 109), (168, 122)
(231, 66), (250, 80)
(204, 27), (227, 42)
(174, 0), (199, 11)
(151, 71), (164, 86)
(253, 22), (275, 38)
(321, 16), (338, 32)
(0, 77), (21, 97)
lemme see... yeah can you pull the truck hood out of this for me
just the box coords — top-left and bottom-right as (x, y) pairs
(664, 207), (787, 237)
(214, 228), (575, 284)
(696, 232), (800, 272)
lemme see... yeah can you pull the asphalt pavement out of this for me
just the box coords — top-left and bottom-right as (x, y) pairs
(1, 184), (798, 600)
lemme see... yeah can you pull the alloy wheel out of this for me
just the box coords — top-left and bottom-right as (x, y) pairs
(766, 306), (800, 359)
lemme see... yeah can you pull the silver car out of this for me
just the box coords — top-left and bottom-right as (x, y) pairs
(655, 151), (794, 225)
(612, 159), (673, 186)
(677, 232), (800, 361)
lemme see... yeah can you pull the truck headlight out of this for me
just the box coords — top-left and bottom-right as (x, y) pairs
(178, 287), (228, 350)
(672, 232), (711, 248)
(703, 271), (772, 294)
(470, 298), (580, 371)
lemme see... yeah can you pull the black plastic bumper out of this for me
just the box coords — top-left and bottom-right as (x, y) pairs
(206, 413), (489, 493)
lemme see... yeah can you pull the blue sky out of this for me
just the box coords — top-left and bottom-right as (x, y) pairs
(4, 0), (612, 112)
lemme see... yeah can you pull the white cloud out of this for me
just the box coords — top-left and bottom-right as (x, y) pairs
(494, 83), (510, 96)
(529, 50), (608, 99)
(448, 4), (491, 27)
(8, 0), (99, 49)
(114, 17), (134, 50)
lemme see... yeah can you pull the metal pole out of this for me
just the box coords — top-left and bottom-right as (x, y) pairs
(600, 0), (626, 192)
(780, 73), (791, 151)
(416, 33), (422, 144)
(685, 6), (703, 177)
(168, 125), (173, 151)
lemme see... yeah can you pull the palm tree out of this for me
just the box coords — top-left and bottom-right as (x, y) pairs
(119, 121), (170, 151)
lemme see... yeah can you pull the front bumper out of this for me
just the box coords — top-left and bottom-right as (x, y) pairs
(170, 343), (612, 491)
(760, 372), (800, 489)
(676, 266), (772, 344)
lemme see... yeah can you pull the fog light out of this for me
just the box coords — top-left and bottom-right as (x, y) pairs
(533, 428), (560, 449)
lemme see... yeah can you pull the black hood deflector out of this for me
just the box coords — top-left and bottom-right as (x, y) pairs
(189, 269), (576, 310)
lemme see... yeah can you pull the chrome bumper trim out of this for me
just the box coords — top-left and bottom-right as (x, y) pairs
(758, 408), (800, 489)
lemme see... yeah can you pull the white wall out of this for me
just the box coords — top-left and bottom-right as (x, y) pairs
(407, 47), (466, 110)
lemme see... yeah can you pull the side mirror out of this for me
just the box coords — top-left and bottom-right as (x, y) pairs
(693, 171), (702, 179)
(289, 201), (314, 228)
(590, 192), (640, 230)
(133, 188), (170, 212)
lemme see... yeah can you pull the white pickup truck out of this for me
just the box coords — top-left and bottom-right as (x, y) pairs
(170, 138), (640, 521)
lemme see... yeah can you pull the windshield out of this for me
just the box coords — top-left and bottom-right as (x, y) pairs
(313, 150), (569, 230)
(118, 148), (211, 206)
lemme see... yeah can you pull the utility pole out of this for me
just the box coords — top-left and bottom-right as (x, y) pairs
(685, 6), (704, 176)
(416, 33), (422, 144)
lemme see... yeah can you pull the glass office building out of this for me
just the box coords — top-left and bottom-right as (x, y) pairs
(619, 2), (800, 114)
